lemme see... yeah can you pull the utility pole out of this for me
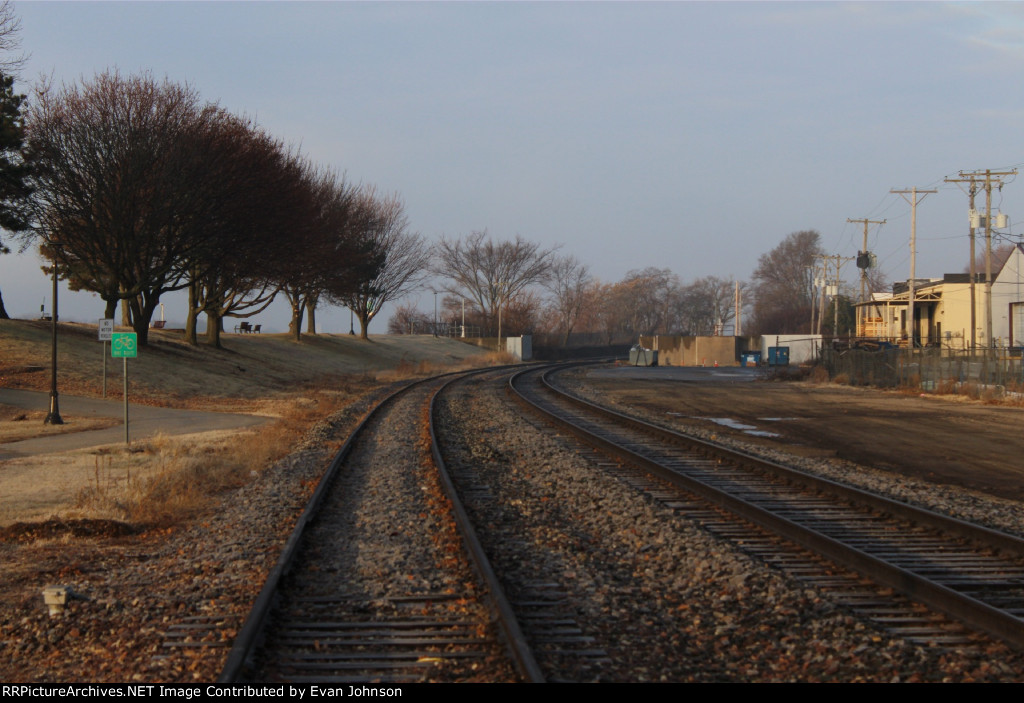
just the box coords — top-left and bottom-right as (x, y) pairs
(815, 254), (855, 336)
(809, 263), (823, 335)
(945, 174), (981, 349)
(847, 218), (885, 303)
(831, 255), (855, 336)
(734, 280), (741, 336)
(951, 169), (1016, 349)
(890, 188), (936, 347)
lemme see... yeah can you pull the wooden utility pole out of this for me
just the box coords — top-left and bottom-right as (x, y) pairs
(944, 174), (980, 349)
(815, 261), (828, 335)
(953, 169), (1016, 348)
(807, 264), (819, 335)
(890, 188), (936, 346)
(847, 218), (885, 303)
(734, 280), (741, 336)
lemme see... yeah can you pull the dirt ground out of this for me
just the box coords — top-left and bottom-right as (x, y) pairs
(581, 367), (1024, 503)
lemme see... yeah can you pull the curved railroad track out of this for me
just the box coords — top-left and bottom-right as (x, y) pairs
(509, 362), (1024, 653)
(219, 368), (541, 684)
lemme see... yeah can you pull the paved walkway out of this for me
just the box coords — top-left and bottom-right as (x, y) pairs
(0, 388), (266, 460)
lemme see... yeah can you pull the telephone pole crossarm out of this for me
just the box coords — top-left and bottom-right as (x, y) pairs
(847, 217), (886, 304)
(890, 188), (937, 347)
(949, 169), (1017, 348)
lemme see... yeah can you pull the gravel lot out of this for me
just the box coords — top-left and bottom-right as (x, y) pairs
(438, 369), (1024, 682)
(567, 366), (1024, 538)
(2, 366), (1023, 682)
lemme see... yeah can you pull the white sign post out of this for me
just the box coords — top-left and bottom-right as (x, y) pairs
(98, 319), (113, 397)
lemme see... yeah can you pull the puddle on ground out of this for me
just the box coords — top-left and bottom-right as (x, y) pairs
(758, 417), (798, 422)
(695, 416), (781, 438)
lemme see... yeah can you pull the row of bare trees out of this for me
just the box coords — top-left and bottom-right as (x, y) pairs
(20, 70), (428, 345)
(399, 230), (748, 345)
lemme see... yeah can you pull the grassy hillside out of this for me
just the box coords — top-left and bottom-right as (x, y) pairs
(0, 318), (497, 525)
(0, 319), (490, 407)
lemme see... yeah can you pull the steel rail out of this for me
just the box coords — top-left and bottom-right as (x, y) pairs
(430, 371), (546, 683)
(220, 366), (534, 683)
(508, 363), (1024, 650)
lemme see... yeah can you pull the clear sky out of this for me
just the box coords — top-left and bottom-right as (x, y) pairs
(2, 1), (1024, 333)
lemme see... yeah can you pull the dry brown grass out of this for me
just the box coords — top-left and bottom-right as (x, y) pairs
(0, 320), (510, 529)
(0, 405), (121, 443)
(0, 319), (490, 405)
(460, 350), (519, 368)
(376, 350), (519, 382)
(70, 352), (522, 527)
(936, 378), (959, 395)
(72, 391), (352, 527)
(876, 375), (1024, 406)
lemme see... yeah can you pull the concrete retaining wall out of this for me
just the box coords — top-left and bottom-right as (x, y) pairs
(637, 335), (762, 366)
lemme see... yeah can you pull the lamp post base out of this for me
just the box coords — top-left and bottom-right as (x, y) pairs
(44, 392), (63, 425)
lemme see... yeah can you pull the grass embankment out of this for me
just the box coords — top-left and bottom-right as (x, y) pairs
(0, 319), (497, 529)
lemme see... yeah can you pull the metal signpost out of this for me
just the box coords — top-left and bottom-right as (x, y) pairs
(98, 319), (113, 398)
(111, 332), (137, 444)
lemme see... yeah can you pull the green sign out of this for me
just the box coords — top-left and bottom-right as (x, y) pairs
(111, 332), (138, 358)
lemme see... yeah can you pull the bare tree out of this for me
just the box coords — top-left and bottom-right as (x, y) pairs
(544, 254), (591, 345)
(387, 301), (432, 334)
(676, 276), (743, 336)
(614, 267), (680, 336)
(184, 130), (313, 347)
(434, 231), (557, 336)
(275, 165), (379, 341)
(581, 280), (633, 345)
(334, 188), (431, 339)
(865, 266), (890, 297)
(963, 242), (1015, 276)
(749, 230), (823, 335)
(27, 71), (227, 344)
(0, 1), (26, 76)
(501, 288), (544, 336)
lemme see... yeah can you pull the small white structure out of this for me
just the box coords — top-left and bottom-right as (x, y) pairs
(759, 334), (822, 365)
(505, 334), (532, 361)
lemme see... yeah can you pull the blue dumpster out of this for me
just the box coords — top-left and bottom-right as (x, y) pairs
(767, 346), (790, 366)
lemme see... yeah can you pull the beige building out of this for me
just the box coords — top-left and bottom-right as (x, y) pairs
(856, 244), (1024, 349)
(638, 335), (761, 366)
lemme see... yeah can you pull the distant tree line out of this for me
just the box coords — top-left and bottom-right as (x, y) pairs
(400, 227), (886, 344)
(398, 230), (750, 345)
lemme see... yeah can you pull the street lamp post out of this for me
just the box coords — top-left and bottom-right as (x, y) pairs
(44, 260), (63, 425)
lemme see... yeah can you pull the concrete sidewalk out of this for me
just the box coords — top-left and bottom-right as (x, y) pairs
(0, 388), (267, 459)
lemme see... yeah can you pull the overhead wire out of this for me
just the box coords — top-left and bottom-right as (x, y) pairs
(846, 162), (1024, 289)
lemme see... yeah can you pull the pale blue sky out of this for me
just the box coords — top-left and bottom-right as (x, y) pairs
(3, 1), (1024, 332)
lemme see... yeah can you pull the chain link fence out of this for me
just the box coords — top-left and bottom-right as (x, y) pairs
(822, 346), (1024, 393)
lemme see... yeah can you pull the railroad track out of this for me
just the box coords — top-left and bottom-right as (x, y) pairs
(509, 362), (1024, 652)
(220, 369), (541, 684)
(433, 369), (614, 681)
